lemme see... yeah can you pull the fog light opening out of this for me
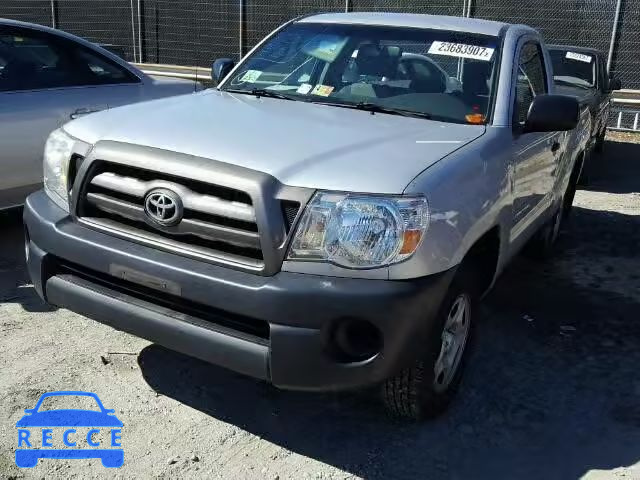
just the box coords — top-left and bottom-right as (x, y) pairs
(330, 319), (382, 363)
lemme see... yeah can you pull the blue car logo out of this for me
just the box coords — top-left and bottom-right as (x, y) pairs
(15, 391), (123, 468)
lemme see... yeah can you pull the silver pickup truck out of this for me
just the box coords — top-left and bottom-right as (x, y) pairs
(24, 13), (590, 419)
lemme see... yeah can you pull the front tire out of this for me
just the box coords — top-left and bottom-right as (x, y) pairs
(381, 272), (475, 420)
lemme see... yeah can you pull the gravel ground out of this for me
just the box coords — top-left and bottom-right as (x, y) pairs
(1, 133), (639, 480)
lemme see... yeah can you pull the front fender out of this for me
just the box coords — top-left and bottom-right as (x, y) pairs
(395, 127), (511, 279)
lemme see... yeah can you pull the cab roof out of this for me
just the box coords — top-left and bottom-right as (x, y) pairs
(299, 12), (510, 37)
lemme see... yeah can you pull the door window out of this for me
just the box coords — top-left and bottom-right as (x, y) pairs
(514, 42), (547, 125)
(0, 27), (139, 92)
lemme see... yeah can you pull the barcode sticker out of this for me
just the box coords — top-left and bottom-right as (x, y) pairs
(428, 41), (495, 61)
(566, 52), (592, 63)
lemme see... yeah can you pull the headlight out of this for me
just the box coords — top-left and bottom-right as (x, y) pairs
(287, 192), (429, 269)
(43, 128), (75, 212)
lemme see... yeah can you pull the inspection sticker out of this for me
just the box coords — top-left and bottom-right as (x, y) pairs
(310, 84), (334, 97)
(240, 69), (262, 82)
(428, 41), (494, 61)
(296, 83), (314, 94)
(566, 51), (592, 63)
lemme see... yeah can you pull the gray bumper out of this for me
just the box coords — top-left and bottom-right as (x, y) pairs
(24, 191), (455, 391)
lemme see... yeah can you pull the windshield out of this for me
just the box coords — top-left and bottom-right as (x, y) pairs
(221, 23), (501, 124)
(550, 49), (596, 88)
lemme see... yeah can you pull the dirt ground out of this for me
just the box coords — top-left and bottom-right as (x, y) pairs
(1, 133), (639, 480)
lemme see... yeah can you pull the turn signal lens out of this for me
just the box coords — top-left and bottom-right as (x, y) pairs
(400, 230), (423, 255)
(465, 113), (485, 124)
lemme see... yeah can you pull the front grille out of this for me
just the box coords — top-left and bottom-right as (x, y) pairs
(53, 258), (270, 341)
(77, 162), (265, 269)
(281, 200), (300, 232)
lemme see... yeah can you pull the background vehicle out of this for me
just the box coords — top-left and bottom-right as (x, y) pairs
(549, 45), (621, 154)
(24, 13), (589, 420)
(0, 19), (201, 211)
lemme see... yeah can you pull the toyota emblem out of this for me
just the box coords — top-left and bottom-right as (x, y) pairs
(144, 189), (183, 226)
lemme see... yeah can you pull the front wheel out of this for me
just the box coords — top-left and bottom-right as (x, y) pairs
(381, 272), (475, 420)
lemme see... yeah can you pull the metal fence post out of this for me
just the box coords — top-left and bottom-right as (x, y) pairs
(465, 0), (473, 17)
(130, 0), (137, 62)
(239, 0), (246, 60)
(607, 0), (623, 73)
(137, 0), (143, 63)
(50, 0), (57, 28)
(345, 0), (351, 13)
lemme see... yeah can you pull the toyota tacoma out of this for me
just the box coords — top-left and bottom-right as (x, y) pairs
(24, 13), (590, 419)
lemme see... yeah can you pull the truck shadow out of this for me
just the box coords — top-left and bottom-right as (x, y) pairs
(138, 203), (640, 479)
(582, 139), (640, 194)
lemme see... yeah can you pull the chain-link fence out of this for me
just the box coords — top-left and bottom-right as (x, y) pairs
(56, 1), (137, 60)
(1, 0), (638, 90)
(0, 1), (52, 26)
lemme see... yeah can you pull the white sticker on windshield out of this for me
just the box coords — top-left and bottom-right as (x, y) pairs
(297, 83), (313, 95)
(566, 51), (592, 63)
(240, 69), (262, 82)
(428, 41), (494, 61)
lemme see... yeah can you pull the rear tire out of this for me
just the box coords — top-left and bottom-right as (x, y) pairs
(563, 162), (581, 220)
(594, 128), (606, 153)
(525, 204), (563, 259)
(381, 271), (476, 420)
(526, 149), (582, 258)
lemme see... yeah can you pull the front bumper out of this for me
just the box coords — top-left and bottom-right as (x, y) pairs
(24, 191), (455, 391)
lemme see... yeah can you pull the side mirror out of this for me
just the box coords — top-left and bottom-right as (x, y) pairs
(608, 76), (622, 92)
(212, 58), (235, 85)
(523, 94), (579, 133)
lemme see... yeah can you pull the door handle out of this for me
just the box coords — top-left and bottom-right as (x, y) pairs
(70, 107), (102, 119)
(551, 141), (561, 153)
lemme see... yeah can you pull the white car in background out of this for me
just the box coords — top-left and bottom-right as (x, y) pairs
(0, 19), (201, 210)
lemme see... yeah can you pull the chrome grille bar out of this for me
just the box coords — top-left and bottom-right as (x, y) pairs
(80, 217), (264, 270)
(91, 172), (256, 223)
(86, 192), (261, 249)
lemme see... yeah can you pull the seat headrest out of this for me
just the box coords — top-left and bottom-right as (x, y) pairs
(355, 43), (402, 79)
(463, 61), (491, 95)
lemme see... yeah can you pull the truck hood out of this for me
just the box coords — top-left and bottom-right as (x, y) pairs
(65, 89), (484, 193)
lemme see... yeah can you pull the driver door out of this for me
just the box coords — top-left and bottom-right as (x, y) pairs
(509, 40), (561, 245)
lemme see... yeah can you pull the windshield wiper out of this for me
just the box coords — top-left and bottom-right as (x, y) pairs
(223, 88), (297, 101)
(355, 102), (432, 119)
(308, 100), (431, 119)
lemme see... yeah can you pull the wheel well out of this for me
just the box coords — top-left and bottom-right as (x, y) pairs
(461, 227), (500, 296)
